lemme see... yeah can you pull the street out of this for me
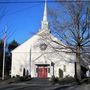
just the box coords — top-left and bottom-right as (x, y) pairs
(0, 83), (54, 90)
(56, 84), (90, 90)
(0, 78), (59, 90)
(0, 78), (90, 90)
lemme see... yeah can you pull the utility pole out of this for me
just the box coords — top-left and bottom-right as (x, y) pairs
(2, 26), (7, 80)
(30, 48), (31, 77)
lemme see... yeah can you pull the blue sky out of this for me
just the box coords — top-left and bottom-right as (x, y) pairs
(0, 0), (89, 45)
(0, 0), (67, 44)
(0, 0), (47, 44)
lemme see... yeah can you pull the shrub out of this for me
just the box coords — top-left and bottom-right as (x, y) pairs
(5, 75), (11, 80)
(16, 75), (20, 78)
(59, 76), (76, 84)
(49, 76), (59, 84)
(12, 76), (15, 78)
(19, 75), (31, 81)
(49, 75), (76, 85)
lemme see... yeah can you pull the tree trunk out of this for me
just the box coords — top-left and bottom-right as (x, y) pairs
(75, 46), (81, 82)
(76, 61), (81, 81)
(76, 19), (81, 82)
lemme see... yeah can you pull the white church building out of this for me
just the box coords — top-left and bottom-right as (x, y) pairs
(11, 1), (75, 78)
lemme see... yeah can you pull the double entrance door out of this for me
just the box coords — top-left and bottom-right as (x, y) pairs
(37, 66), (48, 78)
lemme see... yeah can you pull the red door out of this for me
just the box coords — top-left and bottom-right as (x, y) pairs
(37, 67), (47, 78)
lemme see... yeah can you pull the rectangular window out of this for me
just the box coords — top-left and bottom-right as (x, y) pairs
(36, 68), (38, 73)
(64, 65), (66, 72)
(48, 68), (50, 73)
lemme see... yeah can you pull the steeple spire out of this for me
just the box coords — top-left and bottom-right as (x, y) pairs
(40, 0), (50, 33)
(43, 0), (47, 21)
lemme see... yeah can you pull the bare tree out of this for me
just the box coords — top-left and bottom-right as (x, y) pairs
(49, 0), (90, 82)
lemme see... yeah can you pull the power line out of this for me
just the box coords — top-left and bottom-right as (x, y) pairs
(0, 0), (89, 3)
(7, 29), (17, 41)
(0, 1), (56, 3)
(6, 4), (40, 16)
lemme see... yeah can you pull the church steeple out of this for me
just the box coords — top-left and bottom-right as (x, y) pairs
(40, 0), (50, 33)
(43, 0), (47, 21)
